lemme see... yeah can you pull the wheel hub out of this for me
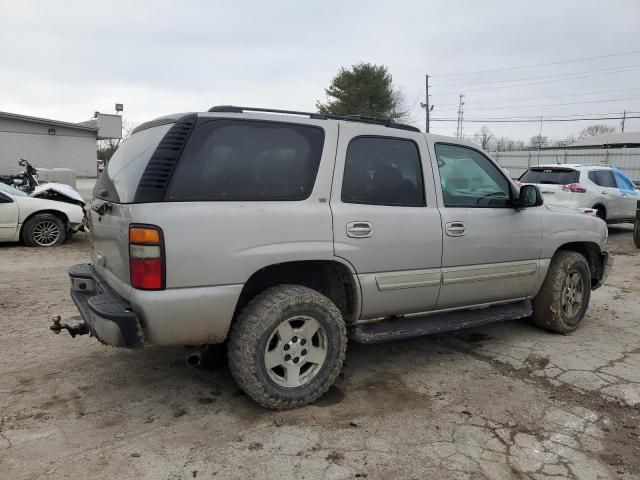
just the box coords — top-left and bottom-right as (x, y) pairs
(281, 335), (308, 365)
(263, 315), (328, 388)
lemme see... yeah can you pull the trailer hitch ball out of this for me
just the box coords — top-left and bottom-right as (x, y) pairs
(50, 315), (89, 338)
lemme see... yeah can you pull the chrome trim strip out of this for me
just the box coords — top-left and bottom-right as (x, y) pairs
(442, 260), (538, 285)
(375, 269), (441, 291)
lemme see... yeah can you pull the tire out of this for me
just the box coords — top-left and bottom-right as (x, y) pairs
(532, 251), (591, 334)
(634, 221), (640, 249)
(228, 284), (347, 410)
(595, 206), (606, 221)
(22, 213), (66, 247)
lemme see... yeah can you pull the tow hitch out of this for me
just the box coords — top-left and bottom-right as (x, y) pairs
(50, 315), (89, 338)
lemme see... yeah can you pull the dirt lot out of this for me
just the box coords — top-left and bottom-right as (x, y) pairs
(1, 221), (639, 480)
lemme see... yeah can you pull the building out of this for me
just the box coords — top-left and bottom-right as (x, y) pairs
(0, 111), (122, 177)
(567, 131), (640, 149)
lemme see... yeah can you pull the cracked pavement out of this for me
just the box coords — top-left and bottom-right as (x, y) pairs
(1, 225), (639, 479)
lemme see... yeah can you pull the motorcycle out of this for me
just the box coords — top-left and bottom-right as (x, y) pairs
(0, 158), (85, 207)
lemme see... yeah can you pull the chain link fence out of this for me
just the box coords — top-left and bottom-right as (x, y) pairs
(494, 148), (640, 183)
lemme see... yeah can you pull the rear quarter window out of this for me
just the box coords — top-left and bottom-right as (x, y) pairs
(93, 123), (173, 203)
(165, 120), (325, 201)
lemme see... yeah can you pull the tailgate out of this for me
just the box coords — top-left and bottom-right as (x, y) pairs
(89, 201), (135, 296)
(535, 183), (573, 205)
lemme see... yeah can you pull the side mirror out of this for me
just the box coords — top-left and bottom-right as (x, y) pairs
(517, 184), (543, 208)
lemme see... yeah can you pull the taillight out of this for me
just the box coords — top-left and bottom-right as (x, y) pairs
(129, 225), (164, 290)
(560, 183), (587, 193)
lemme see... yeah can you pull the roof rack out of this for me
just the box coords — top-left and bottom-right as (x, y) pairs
(207, 105), (421, 133)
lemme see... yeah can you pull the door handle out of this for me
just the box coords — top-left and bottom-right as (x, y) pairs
(445, 222), (466, 237)
(347, 221), (372, 238)
(601, 191), (608, 195)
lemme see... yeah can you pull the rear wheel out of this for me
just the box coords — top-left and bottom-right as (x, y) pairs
(22, 213), (66, 247)
(634, 221), (640, 248)
(595, 206), (606, 221)
(228, 284), (347, 410)
(532, 251), (591, 334)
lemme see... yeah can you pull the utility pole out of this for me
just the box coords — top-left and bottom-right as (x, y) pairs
(455, 94), (465, 138)
(621, 110), (627, 133)
(420, 74), (430, 133)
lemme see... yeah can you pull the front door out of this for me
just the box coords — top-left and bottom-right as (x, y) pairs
(429, 142), (543, 309)
(612, 169), (639, 220)
(331, 123), (443, 319)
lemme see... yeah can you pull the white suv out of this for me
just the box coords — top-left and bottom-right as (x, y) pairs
(519, 164), (638, 223)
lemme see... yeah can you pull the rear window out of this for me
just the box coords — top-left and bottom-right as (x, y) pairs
(165, 120), (324, 201)
(93, 124), (173, 203)
(519, 168), (579, 185)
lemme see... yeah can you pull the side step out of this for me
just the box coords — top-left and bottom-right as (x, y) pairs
(349, 300), (532, 344)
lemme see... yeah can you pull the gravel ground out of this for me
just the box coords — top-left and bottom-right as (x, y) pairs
(0, 221), (639, 480)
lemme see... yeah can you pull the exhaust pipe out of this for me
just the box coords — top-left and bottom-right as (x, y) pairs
(186, 348), (202, 367)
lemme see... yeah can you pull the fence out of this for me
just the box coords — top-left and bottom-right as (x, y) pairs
(493, 147), (640, 183)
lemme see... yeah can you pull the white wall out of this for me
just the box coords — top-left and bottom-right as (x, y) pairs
(0, 132), (97, 177)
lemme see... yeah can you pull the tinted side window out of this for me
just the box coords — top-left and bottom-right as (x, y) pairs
(166, 120), (324, 201)
(590, 170), (615, 188)
(435, 144), (511, 207)
(341, 137), (425, 207)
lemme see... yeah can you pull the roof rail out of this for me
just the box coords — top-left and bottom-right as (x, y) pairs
(207, 105), (421, 132)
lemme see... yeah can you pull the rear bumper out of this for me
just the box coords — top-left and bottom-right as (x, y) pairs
(69, 263), (144, 348)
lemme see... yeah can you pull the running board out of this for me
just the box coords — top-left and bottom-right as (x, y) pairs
(348, 300), (532, 344)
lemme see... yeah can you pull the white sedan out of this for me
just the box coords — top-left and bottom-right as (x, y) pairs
(0, 182), (85, 246)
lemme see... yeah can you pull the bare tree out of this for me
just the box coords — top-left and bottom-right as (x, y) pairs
(578, 124), (616, 139)
(472, 126), (496, 151)
(97, 119), (135, 162)
(529, 134), (548, 150)
(552, 135), (577, 148)
(495, 137), (526, 152)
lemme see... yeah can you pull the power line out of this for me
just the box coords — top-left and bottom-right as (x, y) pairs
(434, 96), (640, 112)
(431, 63), (640, 88)
(431, 115), (640, 123)
(431, 87), (640, 105)
(432, 49), (640, 77)
(432, 65), (640, 94)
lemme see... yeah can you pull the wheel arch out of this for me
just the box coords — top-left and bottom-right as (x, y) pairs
(20, 209), (69, 240)
(555, 241), (605, 288)
(592, 203), (607, 220)
(233, 259), (361, 324)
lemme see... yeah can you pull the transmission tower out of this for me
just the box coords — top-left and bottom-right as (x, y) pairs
(455, 94), (465, 138)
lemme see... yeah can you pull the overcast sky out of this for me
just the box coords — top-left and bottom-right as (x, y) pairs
(1, 0), (639, 142)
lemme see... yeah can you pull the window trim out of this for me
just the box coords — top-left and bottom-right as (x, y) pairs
(340, 134), (427, 208)
(434, 142), (517, 209)
(162, 118), (327, 203)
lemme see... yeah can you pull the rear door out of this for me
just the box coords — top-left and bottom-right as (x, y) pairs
(90, 122), (175, 297)
(430, 142), (542, 309)
(590, 169), (622, 219)
(331, 123), (442, 319)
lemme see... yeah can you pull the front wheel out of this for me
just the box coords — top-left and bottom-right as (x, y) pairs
(228, 285), (347, 410)
(634, 221), (640, 249)
(22, 213), (66, 247)
(532, 251), (591, 334)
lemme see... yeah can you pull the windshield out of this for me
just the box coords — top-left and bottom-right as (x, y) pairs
(520, 168), (579, 185)
(92, 123), (173, 203)
(0, 182), (27, 197)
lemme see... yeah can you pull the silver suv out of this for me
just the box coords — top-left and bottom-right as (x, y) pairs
(60, 106), (612, 409)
